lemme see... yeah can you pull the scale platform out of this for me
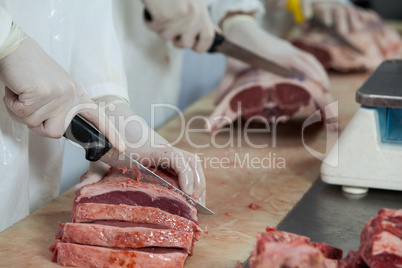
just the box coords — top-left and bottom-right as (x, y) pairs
(321, 60), (402, 193)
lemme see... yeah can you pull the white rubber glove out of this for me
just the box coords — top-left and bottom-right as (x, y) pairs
(221, 15), (330, 91)
(76, 96), (207, 205)
(141, 0), (215, 52)
(0, 24), (126, 152)
(313, 2), (383, 34)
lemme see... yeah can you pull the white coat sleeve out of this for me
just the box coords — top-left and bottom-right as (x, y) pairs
(0, 6), (13, 49)
(68, 0), (129, 102)
(208, 0), (266, 26)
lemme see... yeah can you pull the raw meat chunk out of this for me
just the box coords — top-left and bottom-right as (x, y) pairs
(249, 228), (342, 268)
(311, 242), (343, 260)
(208, 69), (336, 132)
(358, 208), (402, 268)
(292, 22), (402, 72)
(250, 241), (326, 268)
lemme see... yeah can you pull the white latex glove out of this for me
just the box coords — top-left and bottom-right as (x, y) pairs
(75, 96), (207, 205)
(0, 25), (125, 152)
(313, 2), (383, 34)
(141, 0), (215, 52)
(221, 15), (330, 91)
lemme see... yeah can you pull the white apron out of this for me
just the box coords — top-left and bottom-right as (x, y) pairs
(0, 0), (127, 232)
(113, 1), (183, 129)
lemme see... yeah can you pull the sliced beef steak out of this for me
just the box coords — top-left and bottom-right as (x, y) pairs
(208, 69), (336, 133)
(292, 22), (402, 72)
(72, 203), (203, 240)
(74, 167), (198, 223)
(52, 167), (203, 268)
(58, 222), (194, 253)
(53, 242), (188, 268)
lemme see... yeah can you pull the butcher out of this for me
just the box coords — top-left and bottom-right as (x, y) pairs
(0, 0), (210, 232)
(182, 0), (383, 111)
(215, 0), (381, 100)
(0, 0), (373, 233)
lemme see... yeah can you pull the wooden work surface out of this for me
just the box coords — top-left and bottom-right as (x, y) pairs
(0, 72), (369, 267)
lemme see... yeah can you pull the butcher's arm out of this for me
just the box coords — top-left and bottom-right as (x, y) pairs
(312, 0), (383, 34)
(0, 5), (124, 151)
(208, 0), (329, 94)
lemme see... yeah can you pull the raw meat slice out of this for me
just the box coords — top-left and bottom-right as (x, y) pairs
(53, 242), (188, 268)
(292, 22), (402, 72)
(358, 208), (402, 268)
(208, 69), (336, 132)
(74, 167), (198, 223)
(72, 203), (203, 240)
(58, 222), (194, 253)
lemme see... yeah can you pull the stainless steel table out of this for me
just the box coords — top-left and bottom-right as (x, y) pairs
(244, 179), (402, 267)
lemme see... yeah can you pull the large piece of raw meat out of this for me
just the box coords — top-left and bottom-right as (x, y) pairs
(292, 21), (402, 72)
(50, 167), (202, 267)
(208, 68), (336, 132)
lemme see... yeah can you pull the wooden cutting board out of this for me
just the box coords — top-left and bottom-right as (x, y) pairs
(0, 72), (369, 267)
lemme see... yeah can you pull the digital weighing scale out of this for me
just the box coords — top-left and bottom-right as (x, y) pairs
(321, 60), (402, 193)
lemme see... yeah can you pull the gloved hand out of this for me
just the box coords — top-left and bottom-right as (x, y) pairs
(220, 15), (330, 92)
(76, 96), (207, 204)
(141, 0), (215, 52)
(313, 2), (383, 34)
(0, 24), (126, 152)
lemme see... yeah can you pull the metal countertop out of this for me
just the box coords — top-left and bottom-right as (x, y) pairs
(244, 179), (402, 267)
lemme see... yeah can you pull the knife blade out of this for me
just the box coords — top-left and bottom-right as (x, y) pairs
(285, 0), (365, 56)
(309, 17), (365, 55)
(143, 9), (305, 80)
(63, 115), (214, 215)
(208, 34), (306, 80)
(101, 148), (214, 215)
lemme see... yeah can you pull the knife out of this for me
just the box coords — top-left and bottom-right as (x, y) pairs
(286, 0), (365, 55)
(308, 17), (365, 55)
(143, 9), (305, 80)
(63, 115), (214, 215)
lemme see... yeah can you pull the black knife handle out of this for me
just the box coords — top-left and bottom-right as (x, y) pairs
(208, 32), (225, 53)
(63, 115), (113, 162)
(144, 8), (152, 22)
(143, 8), (224, 53)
